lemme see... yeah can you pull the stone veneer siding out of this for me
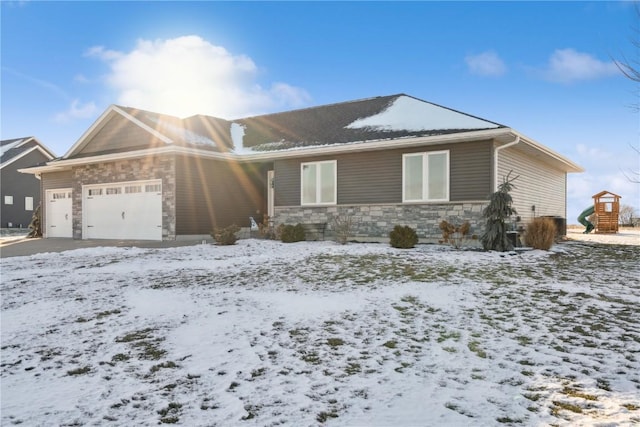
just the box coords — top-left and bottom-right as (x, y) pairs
(71, 156), (176, 240)
(275, 202), (488, 242)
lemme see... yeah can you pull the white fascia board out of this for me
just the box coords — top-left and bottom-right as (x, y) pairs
(0, 146), (54, 170)
(511, 131), (584, 173)
(29, 137), (58, 159)
(235, 128), (513, 162)
(24, 127), (583, 176)
(111, 105), (174, 144)
(62, 105), (174, 159)
(63, 106), (119, 159)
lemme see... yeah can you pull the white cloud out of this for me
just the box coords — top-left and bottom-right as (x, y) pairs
(465, 51), (507, 77)
(541, 48), (618, 83)
(74, 74), (89, 83)
(89, 35), (310, 119)
(54, 99), (98, 123)
(575, 143), (612, 160)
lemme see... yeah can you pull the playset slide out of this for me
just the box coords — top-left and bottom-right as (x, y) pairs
(577, 206), (595, 234)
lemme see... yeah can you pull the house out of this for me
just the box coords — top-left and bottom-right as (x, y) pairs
(20, 94), (583, 241)
(1, 137), (56, 229)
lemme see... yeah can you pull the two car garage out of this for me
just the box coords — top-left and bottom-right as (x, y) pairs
(45, 179), (163, 241)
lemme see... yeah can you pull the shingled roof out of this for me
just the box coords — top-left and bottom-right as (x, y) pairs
(1, 137), (56, 168)
(235, 94), (504, 152)
(111, 94), (505, 154)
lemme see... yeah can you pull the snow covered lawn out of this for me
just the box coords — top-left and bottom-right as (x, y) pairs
(1, 239), (639, 426)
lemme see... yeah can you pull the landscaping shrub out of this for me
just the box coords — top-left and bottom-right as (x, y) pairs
(211, 224), (240, 245)
(389, 225), (418, 249)
(480, 172), (518, 252)
(258, 216), (277, 240)
(332, 214), (355, 245)
(280, 223), (306, 243)
(439, 220), (471, 249)
(524, 217), (557, 250)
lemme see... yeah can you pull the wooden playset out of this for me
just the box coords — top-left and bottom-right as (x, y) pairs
(592, 190), (621, 234)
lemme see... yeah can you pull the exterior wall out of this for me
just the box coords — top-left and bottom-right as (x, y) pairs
(41, 170), (74, 235)
(71, 156), (176, 239)
(174, 156), (270, 235)
(0, 150), (51, 228)
(274, 140), (493, 206)
(271, 140), (492, 240)
(497, 145), (566, 224)
(275, 202), (486, 242)
(77, 115), (166, 156)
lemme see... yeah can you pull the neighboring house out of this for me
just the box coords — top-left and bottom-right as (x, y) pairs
(20, 94), (583, 241)
(1, 137), (56, 229)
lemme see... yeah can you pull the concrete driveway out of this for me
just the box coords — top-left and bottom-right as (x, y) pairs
(0, 237), (210, 258)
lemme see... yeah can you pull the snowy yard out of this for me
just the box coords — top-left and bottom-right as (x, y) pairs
(1, 237), (639, 426)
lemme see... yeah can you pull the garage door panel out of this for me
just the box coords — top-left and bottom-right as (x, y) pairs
(84, 180), (162, 240)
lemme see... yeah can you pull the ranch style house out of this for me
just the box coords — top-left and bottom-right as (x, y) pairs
(20, 94), (583, 242)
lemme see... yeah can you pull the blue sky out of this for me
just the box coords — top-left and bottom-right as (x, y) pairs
(1, 1), (638, 222)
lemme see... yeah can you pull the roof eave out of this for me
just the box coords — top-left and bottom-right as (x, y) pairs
(511, 131), (584, 173)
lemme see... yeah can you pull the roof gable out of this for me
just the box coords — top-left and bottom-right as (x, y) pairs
(64, 105), (234, 159)
(0, 137), (56, 169)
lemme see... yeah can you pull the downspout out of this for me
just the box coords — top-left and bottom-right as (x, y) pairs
(493, 135), (520, 190)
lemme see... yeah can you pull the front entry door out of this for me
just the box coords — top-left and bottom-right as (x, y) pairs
(46, 189), (72, 238)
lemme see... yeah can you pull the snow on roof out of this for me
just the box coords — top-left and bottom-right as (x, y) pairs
(345, 95), (500, 132)
(145, 115), (218, 148)
(230, 123), (249, 154)
(0, 139), (25, 157)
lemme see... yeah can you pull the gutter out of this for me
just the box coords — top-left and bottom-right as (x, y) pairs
(19, 128), (512, 175)
(493, 135), (520, 190)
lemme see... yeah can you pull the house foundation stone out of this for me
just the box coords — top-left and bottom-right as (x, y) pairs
(275, 202), (487, 242)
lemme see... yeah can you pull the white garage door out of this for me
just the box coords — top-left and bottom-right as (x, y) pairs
(83, 180), (162, 240)
(46, 188), (73, 238)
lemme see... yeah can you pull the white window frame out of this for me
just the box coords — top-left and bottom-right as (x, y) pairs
(300, 160), (337, 206)
(4, 195), (13, 205)
(25, 196), (34, 211)
(402, 150), (450, 203)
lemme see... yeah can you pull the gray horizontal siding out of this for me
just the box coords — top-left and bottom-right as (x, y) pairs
(497, 145), (566, 223)
(77, 115), (166, 156)
(274, 140), (493, 206)
(175, 156), (270, 234)
(42, 170), (73, 192)
(1, 150), (51, 227)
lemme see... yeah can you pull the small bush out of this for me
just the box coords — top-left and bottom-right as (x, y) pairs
(258, 216), (277, 239)
(524, 217), (556, 250)
(280, 224), (306, 243)
(332, 214), (355, 245)
(211, 224), (240, 245)
(389, 225), (418, 249)
(439, 220), (471, 249)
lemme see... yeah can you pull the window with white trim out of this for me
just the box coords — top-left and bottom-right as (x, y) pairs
(125, 185), (142, 194)
(25, 197), (33, 211)
(301, 160), (337, 205)
(402, 151), (449, 202)
(4, 195), (13, 205)
(145, 184), (161, 193)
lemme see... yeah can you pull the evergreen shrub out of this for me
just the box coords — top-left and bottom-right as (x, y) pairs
(389, 225), (418, 249)
(524, 217), (557, 250)
(211, 224), (240, 245)
(280, 224), (306, 243)
(480, 173), (518, 252)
